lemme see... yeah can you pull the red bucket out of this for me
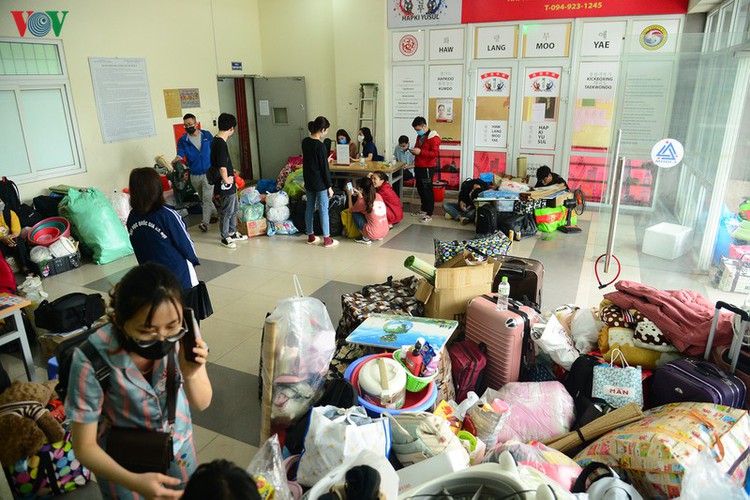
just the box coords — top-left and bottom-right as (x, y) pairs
(433, 180), (448, 203)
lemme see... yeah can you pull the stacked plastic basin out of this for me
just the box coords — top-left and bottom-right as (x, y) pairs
(27, 217), (70, 247)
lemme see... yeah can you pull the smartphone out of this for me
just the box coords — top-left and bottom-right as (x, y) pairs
(346, 182), (353, 193)
(182, 308), (200, 363)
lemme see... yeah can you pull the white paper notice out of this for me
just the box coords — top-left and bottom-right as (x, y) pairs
(475, 120), (507, 148)
(335, 144), (350, 165)
(576, 62), (619, 100)
(259, 100), (270, 116)
(393, 66), (424, 118)
(521, 122), (557, 150)
(429, 65), (463, 98)
(531, 103), (546, 122)
(89, 58), (156, 143)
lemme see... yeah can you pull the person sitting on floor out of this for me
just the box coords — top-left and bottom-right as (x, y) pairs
(347, 176), (389, 245)
(369, 171), (403, 226)
(443, 178), (489, 224)
(534, 165), (569, 190)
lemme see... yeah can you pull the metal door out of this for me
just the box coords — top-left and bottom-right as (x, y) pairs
(253, 77), (307, 181)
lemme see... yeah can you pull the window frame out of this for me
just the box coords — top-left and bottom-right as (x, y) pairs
(0, 37), (86, 184)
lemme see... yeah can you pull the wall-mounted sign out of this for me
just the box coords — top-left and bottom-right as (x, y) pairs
(475, 25), (517, 59)
(392, 31), (425, 61)
(388, 0), (462, 28)
(430, 28), (465, 60)
(10, 10), (69, 37)
(429, 65), (463, 98)
(523, 23), (570, 58)
(580, 21), (626, 56)
(651, 138), (684, 168)
(576, 62), (619, 100)
(393, 66), (425, 118)
(631, 19), (680, 53)
(461, 0), (688, 24)
(231, 62), (242, 71)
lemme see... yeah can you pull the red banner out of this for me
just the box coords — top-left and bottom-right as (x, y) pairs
(462, 0), (688, 24)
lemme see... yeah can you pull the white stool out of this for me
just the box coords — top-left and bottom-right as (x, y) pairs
(642, 222), (694, 260)
(0, 295), (36, 381)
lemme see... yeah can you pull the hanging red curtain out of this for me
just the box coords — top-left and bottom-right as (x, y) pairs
(233, 79), (253, 180)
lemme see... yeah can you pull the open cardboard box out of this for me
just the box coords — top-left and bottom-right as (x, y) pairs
(415, 251), (494, 324)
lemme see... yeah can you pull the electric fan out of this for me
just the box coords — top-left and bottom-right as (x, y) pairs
(559, 189), (585, 234)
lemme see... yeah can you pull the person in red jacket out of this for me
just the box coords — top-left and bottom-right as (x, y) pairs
(369, 171), (403, 226)
(410, 116), (441, 223)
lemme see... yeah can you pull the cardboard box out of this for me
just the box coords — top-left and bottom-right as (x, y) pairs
(238, 218), (267, 237)
(545, 191), (573, 208)
(415, 253), (494, 324)
(716, 257), (750, 293)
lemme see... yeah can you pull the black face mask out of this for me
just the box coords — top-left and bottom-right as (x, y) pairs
(120, 335), (176, 360)
(185, 126), (196, 135)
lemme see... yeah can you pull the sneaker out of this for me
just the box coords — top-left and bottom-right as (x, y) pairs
(220, 238), (236, 249)
(209, 215), (219, 224)
(460, 217), (472, 226)
(412, 210), (427, 217)
(323, 237), (339, 248)
(419, 215), (432, 223)
(306, 235), (321, 245)
(199, 223), (208, 233)
(444, 213), (453, 220)
(231, 232), (248, 241)
(354, 236), (372, 245)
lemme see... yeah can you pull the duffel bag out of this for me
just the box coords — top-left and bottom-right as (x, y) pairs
(497, 212), (538, 238)
(574, 402), (750, 498)
(535, 206), (577, 233)
(35, 292), (105, 332)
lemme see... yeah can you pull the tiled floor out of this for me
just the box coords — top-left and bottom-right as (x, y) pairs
(1, 200), (746, 498)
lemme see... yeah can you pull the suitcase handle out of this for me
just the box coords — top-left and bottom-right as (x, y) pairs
(716, 301), (750, 321)
(693, 361), (726, 379)
(705, 302), (750, 365)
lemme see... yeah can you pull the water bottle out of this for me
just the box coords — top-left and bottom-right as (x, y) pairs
(497, 276), (511, 311)
(359, 155), (366, 166)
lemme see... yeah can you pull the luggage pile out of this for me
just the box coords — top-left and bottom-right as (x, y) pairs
(256, 236), (750, 499)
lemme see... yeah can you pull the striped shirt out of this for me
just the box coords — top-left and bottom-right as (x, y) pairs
(64, 324), (196, 499)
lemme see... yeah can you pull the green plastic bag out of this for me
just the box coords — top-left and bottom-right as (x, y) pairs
(240, 203), (265, 222)
(59, 188), (133, 265)
(534, 206), (577, 233)
(283, 169), (306, 201)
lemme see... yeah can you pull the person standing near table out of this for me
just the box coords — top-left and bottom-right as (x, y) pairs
(172, 114), (218, 233)
(410, 116), (441, 223)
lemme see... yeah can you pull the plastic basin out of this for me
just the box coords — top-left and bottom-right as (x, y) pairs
(27, 217), (70, 247)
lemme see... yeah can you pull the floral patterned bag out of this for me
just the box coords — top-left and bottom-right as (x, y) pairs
(434, 231), (511, 266)
(592, 349), (643, 408)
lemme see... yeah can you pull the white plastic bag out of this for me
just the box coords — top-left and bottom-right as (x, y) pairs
(18, 275), (48, 306)
(532, 315), (580, 370)
(266, 204), (290, 223)
(303, 449), (399, 500)
(268, 283), (335, 427)
(571, 308), (603, 353)
(680, 452), (749, 500)
(494, 382), (575, 443)
(296, 406), (392, 487)
(106, 190), (130, 228)
(239, 186), (261, 206)
(246, 434), (292, 500)
(265, 191), (290, 207)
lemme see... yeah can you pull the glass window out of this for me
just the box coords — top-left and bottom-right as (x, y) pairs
(0, 90), (31, 176)
(733, 0), (750, 46)
(473, 151), (507, 179)
(0, 41), (62, 76)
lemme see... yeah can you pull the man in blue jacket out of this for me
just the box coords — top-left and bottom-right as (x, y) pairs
(172, 113), (218, 232)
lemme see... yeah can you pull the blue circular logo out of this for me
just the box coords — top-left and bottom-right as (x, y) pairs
(28, 12), (52, 37)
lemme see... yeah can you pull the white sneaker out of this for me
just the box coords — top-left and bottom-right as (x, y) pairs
(419, 215), (432, 223)
(220, 238), (237, 249)
(412, 210), (427, 217)
(231, 232), (248, 241)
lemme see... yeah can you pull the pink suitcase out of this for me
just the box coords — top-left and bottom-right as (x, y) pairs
(465, 294), (541, 390)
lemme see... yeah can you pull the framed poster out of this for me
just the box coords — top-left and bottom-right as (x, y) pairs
(392, 31), (425, 61)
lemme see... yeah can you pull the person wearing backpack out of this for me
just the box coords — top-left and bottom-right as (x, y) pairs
(172, 114), (218, 233)
(65, 263), (212, 499)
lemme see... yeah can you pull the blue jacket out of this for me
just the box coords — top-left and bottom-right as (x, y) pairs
(176, 129), (213, 175)
(127, 206), (200, 291)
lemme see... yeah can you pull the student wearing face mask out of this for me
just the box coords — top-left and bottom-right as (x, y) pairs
(335, 129), (359, 162)
(410, 116), (442, 223)
(172, 114), (218, 233)
(65, 263), (212, 499)
(358, 127), (384, 162)
(303, 116), (338, 248)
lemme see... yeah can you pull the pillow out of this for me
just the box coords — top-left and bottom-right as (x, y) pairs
(634, 319), (678, 353)
(434, 231), (511, 266)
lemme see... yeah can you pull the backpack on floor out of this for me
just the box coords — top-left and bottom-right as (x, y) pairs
(54, 328), (110, 401)
(476, 204), (498, 235)
(35, 292), (106, 332)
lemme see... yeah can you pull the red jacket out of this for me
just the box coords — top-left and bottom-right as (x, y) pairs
(377, 182), (403, 225)
(414, 130), (441, 168)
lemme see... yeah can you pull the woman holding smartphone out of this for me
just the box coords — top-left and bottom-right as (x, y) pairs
(65, 263), (212, 499)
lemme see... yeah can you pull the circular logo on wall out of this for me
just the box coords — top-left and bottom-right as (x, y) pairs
(400, 34), (418, 57)
(640, 25), (668, 51)
(651, 138), (684, 168)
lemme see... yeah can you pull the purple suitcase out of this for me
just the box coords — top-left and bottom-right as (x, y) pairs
(650, 301), (748, 409)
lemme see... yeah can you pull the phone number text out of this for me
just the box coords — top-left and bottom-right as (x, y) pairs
(544, 2), (603, 11)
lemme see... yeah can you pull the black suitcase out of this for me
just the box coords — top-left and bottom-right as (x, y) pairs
(476, 204), (498, 234)
(491, 256), (544, 306)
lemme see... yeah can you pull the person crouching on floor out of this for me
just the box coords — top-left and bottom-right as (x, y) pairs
(443, 179), (488, 224)
(347, 176), (389, 245)
(369, 171), (403, 227)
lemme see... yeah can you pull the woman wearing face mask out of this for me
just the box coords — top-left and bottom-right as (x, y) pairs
(65, 263), (212, 499)
(302, 116), (338, 248)
(358, 127), (384, 162)
(335, 129), (358, 162)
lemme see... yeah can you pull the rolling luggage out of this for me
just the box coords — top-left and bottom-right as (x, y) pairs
(475, 204), (498, 235)
(650, 301), (748, 409)
(711, 301), (750, 408)
(464, 294), (540, 390)
(491, 256), (544, 306)
(448, 339), (487, 403)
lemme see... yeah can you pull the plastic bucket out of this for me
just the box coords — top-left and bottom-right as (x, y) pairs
(345, 354), (437, 417)
(433, 180), (448, 203)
